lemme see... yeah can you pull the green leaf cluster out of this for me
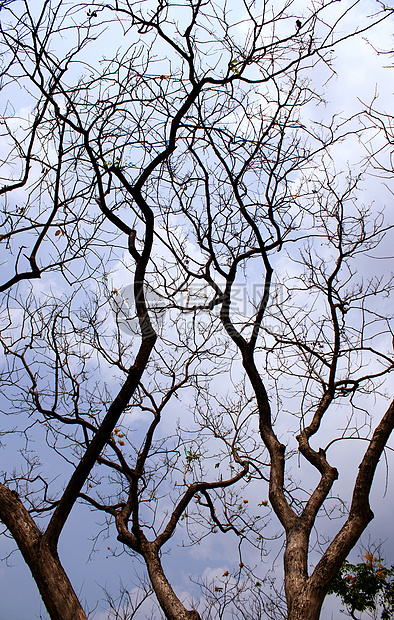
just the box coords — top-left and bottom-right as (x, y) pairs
(329, 553), (394, 619)
(185, 449), (202, 464)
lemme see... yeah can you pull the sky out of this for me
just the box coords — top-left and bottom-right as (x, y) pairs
(0, 1), (394, 619)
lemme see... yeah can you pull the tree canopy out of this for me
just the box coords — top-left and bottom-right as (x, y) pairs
(329, 552), (394, 620)
(0, 1), (394, 619)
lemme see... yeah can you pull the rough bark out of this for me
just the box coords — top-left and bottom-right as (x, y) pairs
(142, 541), (200, 620)
(0, 483), (87, 620)
(287, 587), (325, 620)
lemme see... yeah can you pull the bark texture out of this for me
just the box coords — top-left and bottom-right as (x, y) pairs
(142, 542), (200, 620)
(0, 483), (87, 620)
(287, 588), (325, 620)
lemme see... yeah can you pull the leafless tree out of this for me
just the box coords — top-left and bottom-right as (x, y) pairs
(0, 2), (393, 620)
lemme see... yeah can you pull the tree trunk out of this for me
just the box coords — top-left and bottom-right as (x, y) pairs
(287, 589), (324, 620)
(0, 484), (87, 620)
(25, 542), (87, 620)
(284, 526), (328, 620)
(142, 542), (200, 620)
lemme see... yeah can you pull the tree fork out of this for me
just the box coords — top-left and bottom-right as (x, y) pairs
(0, 484), (87, 620)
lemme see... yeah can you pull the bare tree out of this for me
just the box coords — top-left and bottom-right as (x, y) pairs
(0, 2), (393, 620)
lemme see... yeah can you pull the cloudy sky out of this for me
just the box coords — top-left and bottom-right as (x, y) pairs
(0, 1), (394, 619)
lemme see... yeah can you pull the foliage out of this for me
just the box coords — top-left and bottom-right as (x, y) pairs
(329, 553), (394, 620)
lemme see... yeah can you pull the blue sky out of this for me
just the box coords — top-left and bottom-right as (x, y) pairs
(1, 1), (394, 619)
